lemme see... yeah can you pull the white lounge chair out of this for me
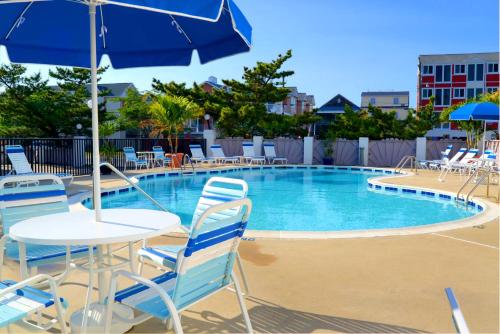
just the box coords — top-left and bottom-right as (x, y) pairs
(123, 147), (148, 171)
(152, 146), (173, 168)
(242, 142), (265, 165)
(0, 274), (68, 333)
(431, 147), (466, 171)
(0, 174), (91, 284)
(5, 145), (73, 186)
(105, 198), (254, 334)
(439, 148), (477, 181)
(420, 144), (452, 169)
(263, 142), (287, 164)
(210, 144), (240, 164)
(138, 177), (250, 294)
(189, 144), (215, 164)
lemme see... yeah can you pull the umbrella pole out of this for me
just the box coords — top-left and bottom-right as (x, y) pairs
(89, 2), (102, 222)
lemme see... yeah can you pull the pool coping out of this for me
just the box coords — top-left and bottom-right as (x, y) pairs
(69, 165), (499, 239)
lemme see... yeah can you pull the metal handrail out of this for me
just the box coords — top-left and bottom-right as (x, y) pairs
(395, 155), (418, 174)
(455, 168), (482, 204)
(444, 288), (470, 334)
(456, 166), (495, 207)
(465, 166), (493, 206)
(99, 162), (169, 212)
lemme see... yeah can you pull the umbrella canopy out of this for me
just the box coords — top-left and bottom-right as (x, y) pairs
(0, 0), (252, 221)
(449, 102), (500, 121)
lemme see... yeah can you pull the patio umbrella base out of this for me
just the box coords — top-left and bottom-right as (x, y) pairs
(70, 303), (134, 333)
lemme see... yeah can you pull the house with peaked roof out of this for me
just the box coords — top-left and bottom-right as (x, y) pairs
(316, 94), (360, 135)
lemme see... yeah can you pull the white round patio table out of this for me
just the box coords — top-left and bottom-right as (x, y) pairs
(9, 208), (181, 334)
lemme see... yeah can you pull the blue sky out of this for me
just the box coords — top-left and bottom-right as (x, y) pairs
(1, 0), (498, 108)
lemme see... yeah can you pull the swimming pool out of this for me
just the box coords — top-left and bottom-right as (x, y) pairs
(85, 167), (480, 232)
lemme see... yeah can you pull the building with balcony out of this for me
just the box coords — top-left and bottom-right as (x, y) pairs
(417, 52), (499, 138)
(360, 91), (410, 120)
(266, 87), (315, 116)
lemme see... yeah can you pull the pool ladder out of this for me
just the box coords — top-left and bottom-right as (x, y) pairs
(395, 155), (419, 174)
(455, 166), (497, 208)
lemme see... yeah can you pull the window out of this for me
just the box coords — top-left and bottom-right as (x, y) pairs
(453, 88), (465, 98)
(487, 87), (498, 93)
(467, 88), (475, 99)
(435, 88), (451, 106)
(369, 97), (376, 105)
(421, 88), (433, 99)
(487, 63), (499, 73)
(468, 64), (484, 81)
(422, 65), (433, 75)
(476, 88), (483, 97)
(435, 65), (451, 82)
(393, 97), (399, 104)
(454, 64), (465, 74)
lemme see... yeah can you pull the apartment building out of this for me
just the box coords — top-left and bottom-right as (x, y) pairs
(360, 91), (410, 120)
(266, 87), (315, 115)
(417, 52), (499, 138)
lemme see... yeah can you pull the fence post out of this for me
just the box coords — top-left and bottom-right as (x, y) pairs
(253, 136), (263, 156)
(304, 137), (313, 165)
(203, 130), (216, 157)
(73, 136), (86, 168)
(359, 137), (369, 166)
(416, 137), (426, 161)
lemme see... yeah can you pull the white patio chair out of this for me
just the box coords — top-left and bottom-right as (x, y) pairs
(189, 144), (215, 164)
(242, 142), (265, 165)
(152, 146), (173, 168)
(105, 198), (254, 334)
(439, 148), (477, 181)
(210, 144), (239, 164)
(123, 147), (148, 171)
(5, 145), (73, 186)
(0, 274), (68, 333)
(263, 142), (287, 164)
(419, 144), (452, 169)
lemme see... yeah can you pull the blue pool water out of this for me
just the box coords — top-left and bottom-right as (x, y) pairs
(90, 169), (477, 231)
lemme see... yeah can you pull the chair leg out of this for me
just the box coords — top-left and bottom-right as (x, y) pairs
(236, 252), (250, 296)
(231, 273), (253, 334)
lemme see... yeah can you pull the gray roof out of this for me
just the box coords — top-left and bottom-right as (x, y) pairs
(49, 82), (135, 97)
(318, 94), (360, 113)
(361, 91), (409, 97)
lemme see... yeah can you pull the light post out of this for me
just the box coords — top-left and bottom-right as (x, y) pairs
(204, 113), (211, 130)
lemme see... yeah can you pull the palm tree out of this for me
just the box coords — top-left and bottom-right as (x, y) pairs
(150, 94), (202, 154)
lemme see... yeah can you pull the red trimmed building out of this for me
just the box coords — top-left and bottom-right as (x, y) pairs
(417, 52), (499, 138)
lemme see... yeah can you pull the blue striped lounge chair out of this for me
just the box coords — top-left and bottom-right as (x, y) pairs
(105, 198), (254, 334)
(138, 177), (250, 294)
(189, 144), (215, 164)
(0, 174), (91, 283)
(242, 142), (265, 165)
(152, 146), (173, 168)
(0, 274), (68, 333)
(209, 144), (240, 164)
(263, 142), (287, 164)
(123, 147), (148, 171)
(5, 145), (73, 186)
(419, 144), (453, 169)
(438, 148), (476, 181)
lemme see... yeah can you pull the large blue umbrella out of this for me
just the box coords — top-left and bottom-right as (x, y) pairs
(0, 0), (251, 220)
(449, 102), (499, 152)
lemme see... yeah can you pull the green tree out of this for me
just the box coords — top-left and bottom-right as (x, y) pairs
(116, 88), (152, 137)
(150, 95), (202, 153)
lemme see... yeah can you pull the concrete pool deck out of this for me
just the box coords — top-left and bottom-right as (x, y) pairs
(4, 166), (498, 333)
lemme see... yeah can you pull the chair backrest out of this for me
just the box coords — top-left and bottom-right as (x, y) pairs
(459, 149), (479, 163)
(483, 154), (497, 167)
(152, 146), (165, 160)
(478, 150), (493, 160)
(189, 145), (206, 159)
(5, 145), (33, 174)
(173, 198), (252, 309)
(0, 175), (69, 235)
(123, 147), (138, 162)
(242, 142), (255, 158)
(449, 148), (467, 163)
(442, 145), (453, 158)
(191, 177), (248, 225)
(263, 142), (276, 158)
(209, 144), (226, 158)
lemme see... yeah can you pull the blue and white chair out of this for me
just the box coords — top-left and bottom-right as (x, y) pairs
(263, 142), (288, 164)
(5, 145), (73, 186)
(0, 175), (90, 283)
(152, 146), (172, 168)
(242, 142), (265, 165)
(0, 274), (68, 333)
(419, 144), (453, 169)
(123, 147), (148, 171)
(189, 144), (215, 164)
(138, 177), (250, 294)
(209, 144), (240, 164)
(439, 148), (478, 181)
(105, 198), (254, 334)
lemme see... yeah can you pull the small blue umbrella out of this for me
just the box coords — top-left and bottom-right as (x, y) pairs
(0, 0), (251, 220)
(449, 102), (499, 152)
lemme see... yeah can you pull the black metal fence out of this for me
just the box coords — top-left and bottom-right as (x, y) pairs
(0, 137), (206, 176)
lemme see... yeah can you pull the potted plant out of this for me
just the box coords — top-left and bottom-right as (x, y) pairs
(322, 128), (336, 165)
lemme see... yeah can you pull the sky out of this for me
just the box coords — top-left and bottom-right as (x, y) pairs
(0, 0), (499, 108)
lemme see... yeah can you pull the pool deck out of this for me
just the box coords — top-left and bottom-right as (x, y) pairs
(4, 166), (499, 333)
